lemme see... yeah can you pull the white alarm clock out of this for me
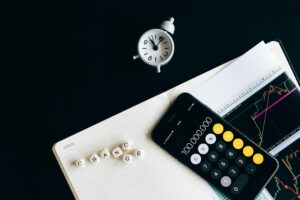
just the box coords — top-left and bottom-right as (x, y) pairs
(133, 17), (175, 73)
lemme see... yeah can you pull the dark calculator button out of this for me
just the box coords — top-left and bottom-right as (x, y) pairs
(200, 161), (212, 172)
(225, 148), (237, 160)
(218, 159), (229, 170)
(215, 141), (226, 152)
(228, 166), (239, 177)
(230, 174), (249, 195)
(210, 169), (222, 180)
(245, 163), (256, 175)
(236, 156), (247, 167)
(208, 151), (219, 162)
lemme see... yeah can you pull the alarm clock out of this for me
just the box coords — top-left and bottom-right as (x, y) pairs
(133, 17), (175, 73)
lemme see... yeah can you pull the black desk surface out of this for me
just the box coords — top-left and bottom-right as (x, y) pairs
(3, 0), (300, 199)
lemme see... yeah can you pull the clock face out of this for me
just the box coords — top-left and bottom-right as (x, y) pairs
(138, 29), (174, 66)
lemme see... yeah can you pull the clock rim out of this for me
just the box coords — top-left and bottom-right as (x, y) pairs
(137, 28), (174, 67)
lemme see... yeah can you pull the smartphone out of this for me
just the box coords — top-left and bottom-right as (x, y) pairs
(152, 93), (279, 200)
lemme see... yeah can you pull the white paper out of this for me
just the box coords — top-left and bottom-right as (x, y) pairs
(192, 41), (283, 117)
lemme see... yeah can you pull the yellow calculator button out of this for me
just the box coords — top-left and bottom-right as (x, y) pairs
(233, 138), (244, 149)
(213, 123), (224, 134)
(223, 131), (234, 142)
(243, 146), (254, 157)
(253, 153), (264, 165)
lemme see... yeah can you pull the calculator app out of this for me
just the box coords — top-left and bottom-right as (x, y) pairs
(152, 93), (278, 200)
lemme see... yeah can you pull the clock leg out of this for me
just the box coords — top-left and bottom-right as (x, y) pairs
(133, 55), (139, 60)
(156, 65), (161, 73)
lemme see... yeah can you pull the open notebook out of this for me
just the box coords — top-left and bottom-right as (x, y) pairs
(53, 41), (300, 200)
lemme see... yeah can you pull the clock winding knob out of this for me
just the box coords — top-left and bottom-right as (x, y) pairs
(160, 17), (175, 34)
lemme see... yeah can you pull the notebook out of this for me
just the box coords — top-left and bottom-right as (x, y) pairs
(53, 41), (300, 200)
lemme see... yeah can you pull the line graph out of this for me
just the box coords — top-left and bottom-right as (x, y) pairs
(251, 83), (289, 118)
(251, 84), (290, 146)
(251, 86), (298, 120)
(267, 139), (300, 200)
(273, 177), (299, 200)
(249, 83), (298, 146)
(224, 72), (300, 151)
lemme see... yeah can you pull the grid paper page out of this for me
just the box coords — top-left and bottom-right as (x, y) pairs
(53, 93), (216, 200)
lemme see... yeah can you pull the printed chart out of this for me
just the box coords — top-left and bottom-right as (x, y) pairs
(224, 72), (300, 151)
(266, 138), (300, 200)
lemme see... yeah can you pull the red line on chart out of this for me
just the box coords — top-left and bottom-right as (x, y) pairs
(252, 87), (298, 120)
(275, 177), (299, 196)
(294, 174), (300, 180)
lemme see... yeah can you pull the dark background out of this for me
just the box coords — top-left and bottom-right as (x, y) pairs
(2, 0), (300, 199)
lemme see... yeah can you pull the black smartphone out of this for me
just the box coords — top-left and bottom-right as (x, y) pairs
(152, 93), (279, 200)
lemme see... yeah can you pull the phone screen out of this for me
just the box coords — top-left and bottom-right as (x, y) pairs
(152, 93), (278, 200)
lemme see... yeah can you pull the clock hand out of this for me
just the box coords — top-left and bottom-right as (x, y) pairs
(149, 36), (158, 51)
(155, 36), (165, 48)
(149, 37), (155, 47)
(155, 40), (161, 47)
